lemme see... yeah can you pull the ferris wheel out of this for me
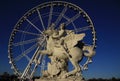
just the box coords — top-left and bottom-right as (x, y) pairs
(8, 1), (96, 80)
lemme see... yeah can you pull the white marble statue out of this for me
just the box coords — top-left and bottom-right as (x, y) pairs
(34, 23), (95, 79)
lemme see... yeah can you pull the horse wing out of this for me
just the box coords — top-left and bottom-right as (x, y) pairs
(64, 33), (85, 49)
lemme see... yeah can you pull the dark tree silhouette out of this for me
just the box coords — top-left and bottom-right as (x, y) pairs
(0, 72), (120, 81)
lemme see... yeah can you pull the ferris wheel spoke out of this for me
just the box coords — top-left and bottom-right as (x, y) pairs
(30, 54), (43, 78)
(75, 25), (92, 33)
(72, 22), (77, 32)
(63, 15), (69, 20)
(25, 55), (31, 61)
(62, 15), (77, 30)
(13, 43), (38, 62)
(47, 3), (53, 27)
(14, 29), (41, 36)
(12, 38), (39, 46)
(54, 4), (68, 26)
(64, 13), (81, 26)
(26, 19), (43, 34)
(36, 8), (45, 30)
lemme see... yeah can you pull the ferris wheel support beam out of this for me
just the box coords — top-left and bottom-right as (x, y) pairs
(20, 46), (40, 79)
(29, 41), (46, 78)
(30, 55), (43, 78)
(20, 37), (45, 79)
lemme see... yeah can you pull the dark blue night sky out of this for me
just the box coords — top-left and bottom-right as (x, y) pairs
(0, 0), (120, 79)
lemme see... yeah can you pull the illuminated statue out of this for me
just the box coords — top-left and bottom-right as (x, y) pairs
(34, 23), (95, 79)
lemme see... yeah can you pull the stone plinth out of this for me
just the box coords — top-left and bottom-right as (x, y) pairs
(35, 76), (85, 81)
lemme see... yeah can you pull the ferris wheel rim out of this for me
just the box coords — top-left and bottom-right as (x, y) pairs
(8, 1), (97, 79)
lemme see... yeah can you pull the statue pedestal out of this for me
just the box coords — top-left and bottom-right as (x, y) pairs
(35, 76), (85, 81)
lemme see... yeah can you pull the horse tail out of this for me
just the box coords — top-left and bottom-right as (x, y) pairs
(83, 45), (95, 57)
(82, 45), (95, 70)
